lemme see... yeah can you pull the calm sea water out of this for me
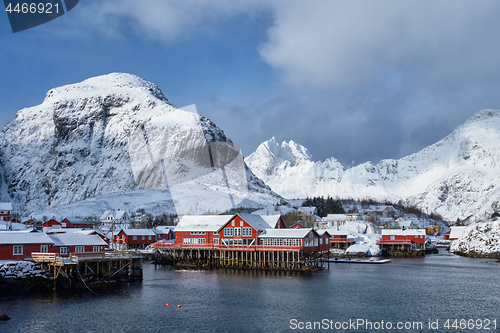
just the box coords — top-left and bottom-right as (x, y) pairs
(1, 250), (499, 333)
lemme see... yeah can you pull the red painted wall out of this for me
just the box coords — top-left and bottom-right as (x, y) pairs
(0, 243), (52, 261)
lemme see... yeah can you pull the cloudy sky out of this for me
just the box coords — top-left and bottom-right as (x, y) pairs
(2, 0), (500, 166)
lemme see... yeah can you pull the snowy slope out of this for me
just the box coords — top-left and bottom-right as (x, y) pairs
(450, 219), (500, 256)
(246, 110), (500, 223)
(0, 73), (280, 217)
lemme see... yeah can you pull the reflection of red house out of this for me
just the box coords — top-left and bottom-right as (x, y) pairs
(443, 231), (450, 240)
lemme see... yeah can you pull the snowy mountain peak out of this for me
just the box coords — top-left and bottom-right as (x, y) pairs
(0, 73), (280, 217)
(43, 72), (169, 104)
(246, 109), (500, 223)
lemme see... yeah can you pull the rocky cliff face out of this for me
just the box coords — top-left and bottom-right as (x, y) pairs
(246, 110), (500, 223)
(0, 73), (280, 217)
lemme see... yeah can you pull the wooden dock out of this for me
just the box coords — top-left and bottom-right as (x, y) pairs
(153, 245), (327, 271)
(31, 252), (143, 290)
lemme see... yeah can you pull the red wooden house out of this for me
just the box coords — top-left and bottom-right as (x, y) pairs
(290, 222), (306, 229)
(43, 218), (62, 228)
(0, 203), (12, 222)
(114, 229), (157, 249)
(377, 229), (426, 251)
(328, 230), (356, 249)
(48, 234), (107, 257)
(258, 228), (330, 253)
(60, 218), (95, 229)
(0, 231), (54, 261)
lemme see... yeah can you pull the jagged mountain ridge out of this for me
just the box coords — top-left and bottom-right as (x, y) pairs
(0, 73), (280, 217)
(246, 110), (500, 223)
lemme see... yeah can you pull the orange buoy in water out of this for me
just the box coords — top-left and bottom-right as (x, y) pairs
(166, 304), (170, 306)
(177, 305), (181, 308)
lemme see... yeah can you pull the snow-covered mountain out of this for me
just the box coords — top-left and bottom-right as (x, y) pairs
(246, 110), (500, 223)
(0, 73), (280, 218)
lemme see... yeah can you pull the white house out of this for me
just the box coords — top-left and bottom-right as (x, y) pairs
(100, 210), (130, 231)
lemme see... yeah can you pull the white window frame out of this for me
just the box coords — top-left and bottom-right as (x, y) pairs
(75, 246), (85, 253)
(242, 227), (252, 237)
(390, 235), (395, 240)
(40, 245), (48, 253)
(234, 227), (241, 236)
(224, 228), (233, 237)
(213, 238), (219, 245)
(60, 247), (68, 255)
(93, 246), (100, 253)
(13, 245), (23, 255)
(133, 235), (137, 240)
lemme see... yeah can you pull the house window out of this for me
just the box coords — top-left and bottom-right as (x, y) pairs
(93, 246), (100, 253)
(148, 235), (151, 240)
(214, 238), (219, 245)
(240, 221), (244, 227)
(320, 238), (323, 245)
(60, 247), (68, 255)
(242, 227), (252, 237)
(133, 235), (137, 240)
(223, 228), (233, 237)
(390, 235), (395, 240)
(142, 235), (145, 240)
(13, 245), (23, 255)
(213, 232), (219, 235)
(234, 228), (241, 236)
(231, 220), (235, 226)
(40, 245), (48, 253)
(75, 246), (85, 253)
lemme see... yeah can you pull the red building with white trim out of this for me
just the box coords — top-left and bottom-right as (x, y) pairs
(114, 229), (157, 249)
(0, 231), (54, 261)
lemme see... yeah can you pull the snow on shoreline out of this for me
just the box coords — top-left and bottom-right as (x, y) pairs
(450, 219), (500, 256)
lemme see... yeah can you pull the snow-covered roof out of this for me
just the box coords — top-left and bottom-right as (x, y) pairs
(298, 207), (317, 213)
(259, 215), (281, 228)
(235, 213), (273, 231)
(100, 210), (128, 221)
(156, 226), (175, 231)
(259, 228), (315, 238)
(175, 215), (233, 232)
(381, 229), (425, 236)
(0, 203), (13, 211)
(316, 230), (331, 237)
(120, 229), (156, 236)
(49, 234), (107, 247)
(397, 220), (415, 228)
(325, 214), (347, 221)
(449, 226), (468, 239)
(0, 231), (54, 245)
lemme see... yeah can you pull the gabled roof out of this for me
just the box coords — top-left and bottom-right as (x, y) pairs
(175, 215), (234, 232)
(49, 234), (107, 247)
(290, 222), (306, 229)
(0, 231), (54, 245)
(119, 229), (156, 236)
(260, 215), (282, 228)
(315, 230), (331, 237)
(258, 228), (316, 238)
(232, 213), (273, 231)
(100, 210), (128, 221)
